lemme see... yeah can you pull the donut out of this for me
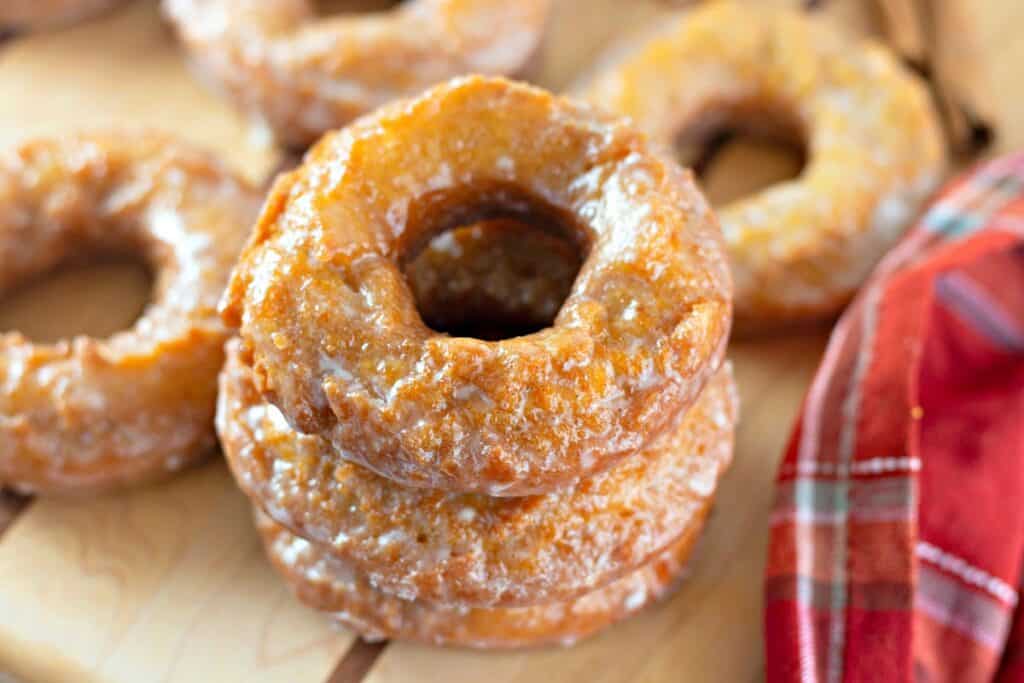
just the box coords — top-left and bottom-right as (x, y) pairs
(0, 132), (259, 494)
(580, 1), (945, 330)
(221, 76), (733, 496)
(0, 0), (124, 32)
(406, 219), (580, 340)
(216, 340), (736, 607)
(162, 0), (552, 148)
(255, 509), (699, 649)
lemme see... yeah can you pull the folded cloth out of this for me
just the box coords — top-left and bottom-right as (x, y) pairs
(765, 153), (1024, 683)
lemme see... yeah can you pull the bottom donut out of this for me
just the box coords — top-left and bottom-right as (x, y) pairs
(254, 507), (708, 649)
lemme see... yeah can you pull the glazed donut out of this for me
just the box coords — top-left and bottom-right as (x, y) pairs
(406, 219), (580, 340)
(216, 341), (736, 607)
(222, 76), (733, 496)
(581, 1), (944, 330)
(0, 132), (259, 494)
(255, 510), (699, 648)
(0, 0), (124, 32)
(162, 0), (552, 148)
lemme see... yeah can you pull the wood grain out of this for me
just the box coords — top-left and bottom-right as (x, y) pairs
(328, 641), (388, 683)
(0, 0), (1018, 682)
(0, 466), (354, 683)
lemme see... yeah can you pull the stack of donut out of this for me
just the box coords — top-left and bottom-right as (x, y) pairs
(216, 76), (739, 647)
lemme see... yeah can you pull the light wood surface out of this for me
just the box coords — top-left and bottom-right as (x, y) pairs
(0, 1), (1017, 681)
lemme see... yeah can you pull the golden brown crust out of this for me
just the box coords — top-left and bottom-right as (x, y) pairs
(217, 341), (736, 607)
(256, 509), (703, 649)
(162, 0), (552, 148)
(581, 1), (945, 331)
(0, 0), (123, 31)
(222, 76), (733, 496)
(0, 132), (260, 494)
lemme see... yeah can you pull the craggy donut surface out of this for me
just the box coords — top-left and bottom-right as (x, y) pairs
(256, 510), (699, 648)
(582, 1), (945, 330)
(222, 76), (733, 496)
(0, 0), (124, 32)
(217, 341), (736, 607)
(0, 132), (259, 494)
(162, 0), (552, 148)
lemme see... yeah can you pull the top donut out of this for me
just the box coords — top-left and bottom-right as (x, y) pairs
(221, 76), (733, 496)
(162, 0), (553, 148)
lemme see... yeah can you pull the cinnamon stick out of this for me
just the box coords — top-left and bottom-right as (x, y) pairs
(921, 0), (997, 157)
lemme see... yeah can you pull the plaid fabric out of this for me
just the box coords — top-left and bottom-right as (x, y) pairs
(765, 153), (1024, 683)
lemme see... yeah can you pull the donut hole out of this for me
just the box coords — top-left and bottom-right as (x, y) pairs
(403, 214), (583, 342)
(313, 0), (404, 16)
(675, 103), (807, 206)
(0, 255), (153, 343)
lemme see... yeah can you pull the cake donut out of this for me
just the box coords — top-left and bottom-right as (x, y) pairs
(581, 1), (945, 330)
(217, 341), (736, 607)
(221, 76), (733, 496)
(0, 0), (124, 32)
(256, 509), (700, 649)
(0, 132), (259, 494)
(162, 0), (552, 148)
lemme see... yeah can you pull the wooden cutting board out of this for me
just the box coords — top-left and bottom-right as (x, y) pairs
(0, 1), (1018, 681)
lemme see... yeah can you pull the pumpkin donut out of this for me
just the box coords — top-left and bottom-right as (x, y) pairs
(221, 76), (733, 496)
(581, 1), (945, 331)
(255, 509), (701, 648)
(0, 132), (259, 494)
(0, 0), (124, 32)
(216, 340), (736, 607)
(162, 0), (552, 148)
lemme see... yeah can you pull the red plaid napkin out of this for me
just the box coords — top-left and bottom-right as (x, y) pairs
(765, 153), (1024, 683)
